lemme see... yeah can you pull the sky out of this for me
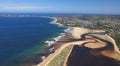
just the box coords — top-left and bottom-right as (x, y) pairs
(0, 0), (120, 14)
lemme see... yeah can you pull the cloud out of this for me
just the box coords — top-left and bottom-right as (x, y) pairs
(0, 3), (53, 11)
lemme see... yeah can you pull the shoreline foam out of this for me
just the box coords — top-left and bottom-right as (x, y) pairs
(36, 27), (72, 66)
(37, 27), (120, 66)
(36, 17), (72, 66)
(37, 16), (120, 66)
(50, 17), (64, 27)
(45, 28), (71, 46)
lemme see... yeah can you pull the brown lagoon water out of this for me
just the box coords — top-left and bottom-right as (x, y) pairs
(67, 45), (120, 66)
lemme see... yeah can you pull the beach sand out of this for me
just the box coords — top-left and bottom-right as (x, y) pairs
(50, 17), (64, 27)
(37, 27), (120, 66)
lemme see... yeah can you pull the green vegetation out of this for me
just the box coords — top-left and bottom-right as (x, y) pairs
(114, 35), (120, 48)
(47, 45), (72, 66)
(55, 16), (120, 48)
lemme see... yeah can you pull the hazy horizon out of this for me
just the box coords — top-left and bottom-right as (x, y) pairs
(0, 0), (120, 15)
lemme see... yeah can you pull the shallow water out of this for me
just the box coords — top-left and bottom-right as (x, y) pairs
(67, 45), (120, 66)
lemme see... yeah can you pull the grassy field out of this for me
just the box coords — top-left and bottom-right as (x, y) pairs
(114, 35), (120, 48)
(47, 45), (72, 66)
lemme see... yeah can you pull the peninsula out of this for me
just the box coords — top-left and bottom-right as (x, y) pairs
(37, 15), (120, 66)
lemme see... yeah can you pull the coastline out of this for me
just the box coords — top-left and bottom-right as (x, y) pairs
(36, 17), (72, 66)
(40, 16), (64, 27)
(50, 17), (64, 27)
(0, 15), (119, 66)
(36, 17), (120, 66)
(0, 16), (69, 66)
(36, 30), (72, 66)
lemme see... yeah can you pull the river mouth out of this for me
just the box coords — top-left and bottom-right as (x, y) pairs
(66, 45), (120, 66)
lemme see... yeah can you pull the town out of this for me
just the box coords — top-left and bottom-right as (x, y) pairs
(55, 15), (120, 47)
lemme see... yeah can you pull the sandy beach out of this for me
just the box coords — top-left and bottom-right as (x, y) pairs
(36, 26), (120, 66)
(39, 16), (64, 27)
(50, 17), (64, 27)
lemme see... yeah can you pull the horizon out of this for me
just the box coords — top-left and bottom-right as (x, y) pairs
(0, 0), (120, 15)
(0, 13), (120, 16)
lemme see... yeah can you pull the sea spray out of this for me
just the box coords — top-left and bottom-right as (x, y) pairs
(45, 27), (71, 47)
(38, 27), (72, 65)
(0, 16), (66, 66)
(44, 28), (71, 55)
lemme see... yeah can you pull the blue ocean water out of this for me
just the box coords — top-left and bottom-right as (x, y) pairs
(0, 17), (65, 66)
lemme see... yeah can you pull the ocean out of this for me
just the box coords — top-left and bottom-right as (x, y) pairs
(0, 16), (66, 66)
